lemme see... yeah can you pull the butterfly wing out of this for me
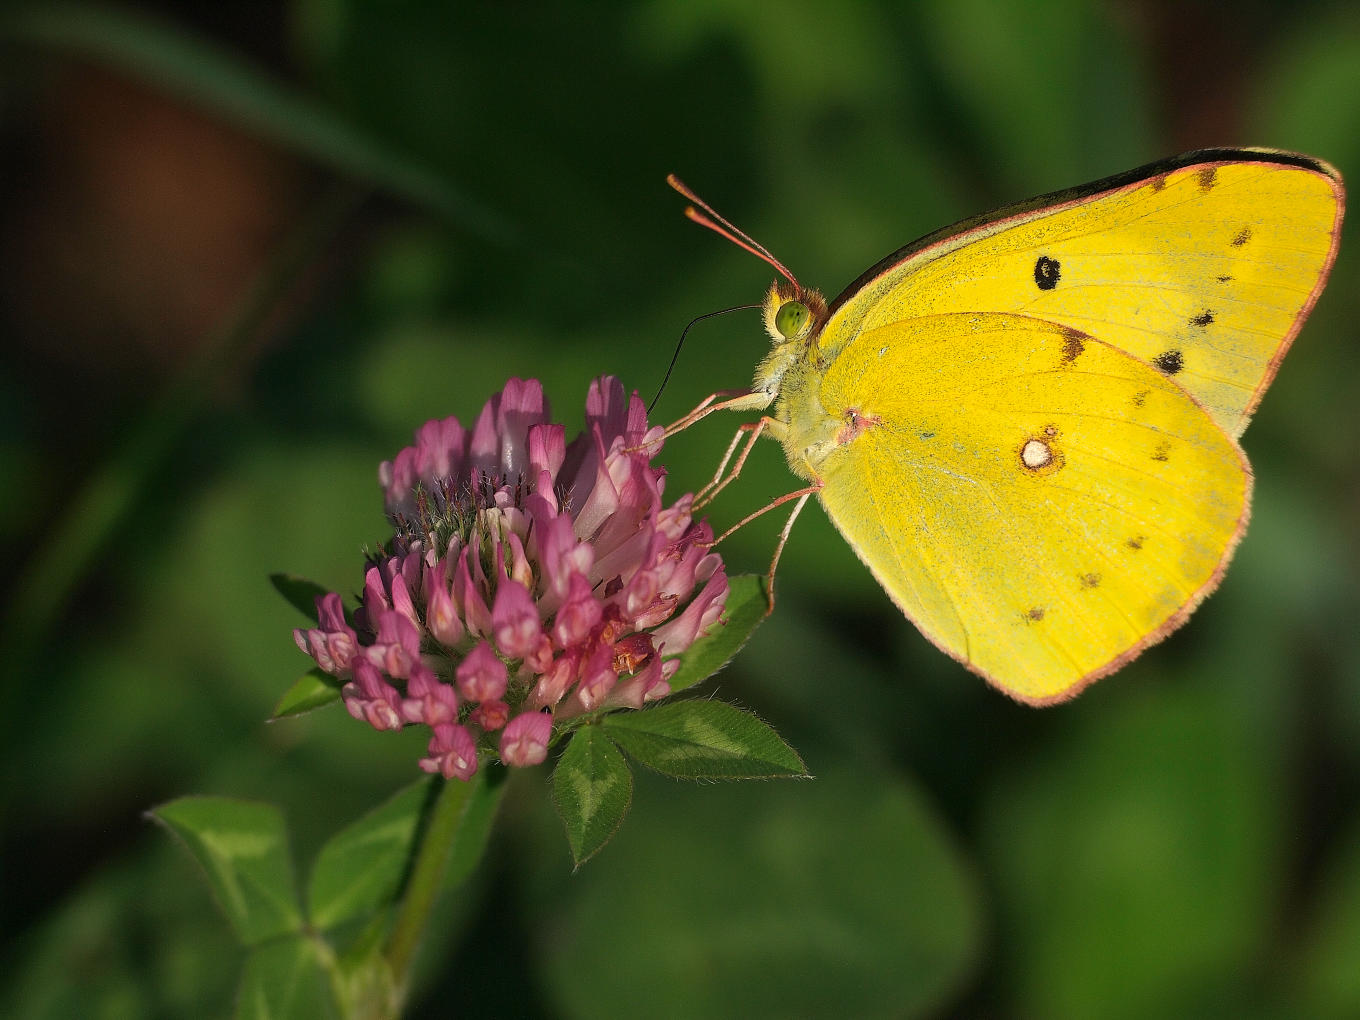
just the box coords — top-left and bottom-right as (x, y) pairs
(808, 312), (1250, 703)
(818, 150), (1343, 439)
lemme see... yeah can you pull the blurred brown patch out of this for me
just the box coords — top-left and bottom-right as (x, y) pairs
(1119, 0), (1279, 149)
(2, 61), (306, 397)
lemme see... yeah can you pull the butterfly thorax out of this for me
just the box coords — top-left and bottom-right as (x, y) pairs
(753, 281), (848, 481)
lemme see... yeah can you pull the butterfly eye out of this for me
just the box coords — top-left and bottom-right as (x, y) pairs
(774, 300), (813, 340)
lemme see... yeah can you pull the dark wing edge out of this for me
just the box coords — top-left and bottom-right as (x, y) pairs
(827, 148), (1344, 320)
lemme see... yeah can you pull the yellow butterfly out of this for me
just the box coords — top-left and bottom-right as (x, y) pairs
(671, 149), (1344, 704)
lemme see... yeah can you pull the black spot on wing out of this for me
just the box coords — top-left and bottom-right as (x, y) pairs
(1034, 255), (1061, 290)
(1131, 389), (1149, 408)
(1197, 167), (1217, 191)
(1126, 535), (1145, 551)
(1152, 440), (1171, 463)
(1024, 607), (1045, 622)
(1216, 274), (1233, 283)
(1231, 227), (1252, 247)
(1154, 350), (1184, 375)
(1190, 310), (1214, 327)
(1079, 572), (1102, 589)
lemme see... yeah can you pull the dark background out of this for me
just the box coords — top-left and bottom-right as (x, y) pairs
(2, 1), (1358, 1016)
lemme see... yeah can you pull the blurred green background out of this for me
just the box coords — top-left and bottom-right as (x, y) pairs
(2, 1), (1358, 1017)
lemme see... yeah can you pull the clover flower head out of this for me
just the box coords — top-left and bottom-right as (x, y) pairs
(294, 377), (728, 780)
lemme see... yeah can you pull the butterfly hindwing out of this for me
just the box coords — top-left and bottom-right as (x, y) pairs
(811, 312), (1251, 703)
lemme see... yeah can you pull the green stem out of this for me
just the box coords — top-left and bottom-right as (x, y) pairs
(384, 765), (507, 1006)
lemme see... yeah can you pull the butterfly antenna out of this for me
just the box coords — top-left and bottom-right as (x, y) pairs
(667, 174), (801, 293)
(648, 303), (760, 414)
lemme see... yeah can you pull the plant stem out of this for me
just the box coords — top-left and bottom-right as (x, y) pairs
(384, 765), (506, 1006)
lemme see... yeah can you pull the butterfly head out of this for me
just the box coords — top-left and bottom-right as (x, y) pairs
(763, 281), (828, 346)
(667, 174), (830, 347)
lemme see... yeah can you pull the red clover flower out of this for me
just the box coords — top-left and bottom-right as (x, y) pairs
(294, 377), (728, 780)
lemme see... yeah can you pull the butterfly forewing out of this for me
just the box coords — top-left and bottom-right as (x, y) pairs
(818, 153), (1343, 439)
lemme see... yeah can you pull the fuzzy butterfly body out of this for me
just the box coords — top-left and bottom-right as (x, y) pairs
(680, 149), (1343, 704)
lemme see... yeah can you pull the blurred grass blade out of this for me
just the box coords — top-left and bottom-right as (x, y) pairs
(2, 2), (510, 239)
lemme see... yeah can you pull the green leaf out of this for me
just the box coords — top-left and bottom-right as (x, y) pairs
(602, 699), (807, 780)
(270, 574), (331, 622)
(235, 935), (336, 1020)
(444, 763), (508, 891)
(271, 668), (342, 719)
(151, 797), (302, 946)
(308, 770), (507, 932)
(1, 4), (510, 238)
(0, 847), (239, 1017)
(665, 573), (767, 694)
(333, 920), (399, 1020)
(1291, 820), (1360, 1014)
(539, 767), (983, 1019)
(981, 687), (1278, 1018)
(308, 780), (431, 931)
(552, 727), (633, 867)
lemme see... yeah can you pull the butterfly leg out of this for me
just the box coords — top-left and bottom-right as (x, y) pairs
(696, 416), (781, 508)
(707, 479), (820, 613)
(659, 388), (775, 441)
(764, 491), (814, 614)
(696, 425), (753, 504)
(708, 480), (819, 548)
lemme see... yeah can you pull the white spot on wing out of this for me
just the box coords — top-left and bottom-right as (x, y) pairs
(1021, 439), (1052, 469)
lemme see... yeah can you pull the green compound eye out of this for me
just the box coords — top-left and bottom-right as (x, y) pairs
(774, 300), (812, 339)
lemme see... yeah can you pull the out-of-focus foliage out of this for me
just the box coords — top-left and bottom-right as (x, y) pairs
(1, 1), (1357, 1017)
